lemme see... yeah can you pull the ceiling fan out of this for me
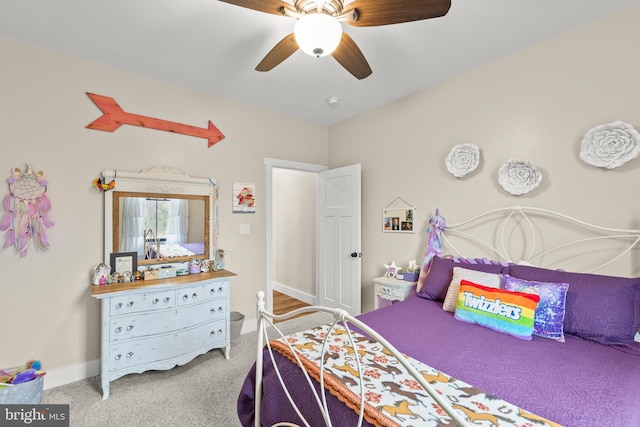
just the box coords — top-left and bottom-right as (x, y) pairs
(219, 0), (452, 80)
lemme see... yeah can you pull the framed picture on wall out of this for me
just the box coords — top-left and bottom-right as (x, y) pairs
(233, 183), (256, 213)
(110, 251), (138, 274)
(382, 207), (415, 233)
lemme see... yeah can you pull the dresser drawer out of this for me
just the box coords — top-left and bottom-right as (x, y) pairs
(375, 283), (404, 299)
(177, 280), (229, 306)
(108, 318), (227, 372)
(110, 290), (175, 316)
(109, 298), (227, 342)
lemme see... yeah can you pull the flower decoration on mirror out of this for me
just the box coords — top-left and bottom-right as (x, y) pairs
(445, 143), (480, 178)
(0, 162), (53, 256)
(579, 121), (640, 169)
(498, 160), (542, 196)
(92, 177), (115, 191)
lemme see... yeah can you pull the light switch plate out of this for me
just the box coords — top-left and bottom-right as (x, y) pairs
(240, 224), (250, 235)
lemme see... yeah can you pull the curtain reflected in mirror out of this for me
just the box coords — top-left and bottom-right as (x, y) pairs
(115, 194), (207, 264)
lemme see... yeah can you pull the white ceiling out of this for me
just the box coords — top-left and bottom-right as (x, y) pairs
(1, 0), (639, 126)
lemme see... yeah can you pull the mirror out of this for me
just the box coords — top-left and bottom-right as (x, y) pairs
(112, 192), (209, 266)
(102, 166), (215, 268)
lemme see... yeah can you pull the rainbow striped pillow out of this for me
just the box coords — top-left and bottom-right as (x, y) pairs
(455, 280), (540, 340)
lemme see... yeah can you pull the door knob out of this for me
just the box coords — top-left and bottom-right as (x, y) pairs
(350, 252), (362, 258)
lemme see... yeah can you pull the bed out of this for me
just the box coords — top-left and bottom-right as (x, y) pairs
(237, 207), (640, 427)
(146, 242), (204, 259)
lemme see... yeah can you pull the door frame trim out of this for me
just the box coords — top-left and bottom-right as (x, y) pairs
(264, 158), (327, 313)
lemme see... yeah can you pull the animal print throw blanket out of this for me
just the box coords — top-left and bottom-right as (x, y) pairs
(269, 324), (562, 427)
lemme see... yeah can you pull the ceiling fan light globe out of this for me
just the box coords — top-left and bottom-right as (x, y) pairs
(294, 13), (342, 58)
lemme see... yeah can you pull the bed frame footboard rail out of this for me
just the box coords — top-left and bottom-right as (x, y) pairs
(253, 291), (472, 427)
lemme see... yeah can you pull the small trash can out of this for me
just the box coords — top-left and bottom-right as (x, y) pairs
(230, 311), (245, 346)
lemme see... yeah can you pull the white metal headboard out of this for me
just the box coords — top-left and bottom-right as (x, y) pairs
(436, 206), (640, 275)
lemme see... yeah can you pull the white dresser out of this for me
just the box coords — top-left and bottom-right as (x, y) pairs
(91, 270), (235, 399)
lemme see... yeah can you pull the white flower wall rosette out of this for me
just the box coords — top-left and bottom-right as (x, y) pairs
(579, 121), (640, 169)
(498, 160), (542, 196)
(445, 143), (480, 178)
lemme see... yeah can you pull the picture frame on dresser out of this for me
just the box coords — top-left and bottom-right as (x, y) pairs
(110, 251), (137, 274)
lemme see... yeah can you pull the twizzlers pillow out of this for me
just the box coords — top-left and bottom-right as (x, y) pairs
(455, 280), (540, 340)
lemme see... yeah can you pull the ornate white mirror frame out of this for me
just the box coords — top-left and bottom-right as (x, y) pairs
(102, 166), (216, 268)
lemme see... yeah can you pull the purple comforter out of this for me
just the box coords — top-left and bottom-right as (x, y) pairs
(238, 297), (640, 426)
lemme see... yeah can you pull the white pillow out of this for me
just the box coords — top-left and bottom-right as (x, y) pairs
(442, 267), (502, 312)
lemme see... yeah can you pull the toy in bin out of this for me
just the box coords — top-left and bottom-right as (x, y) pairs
(0, 360), (46, 404)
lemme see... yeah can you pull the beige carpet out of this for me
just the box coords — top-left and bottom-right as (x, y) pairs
(42, 312), (334, 427)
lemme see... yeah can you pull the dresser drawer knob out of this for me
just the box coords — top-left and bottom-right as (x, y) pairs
(152, 298), (159, 304)
(126, 352), (134, 358)
(114, 354), (122, 360)
(164, 297), (171, 303)
(192, 293), (198, 299)
(126, 325), (134, 332)
(115, 327), (122, 333)
(210, 330), (217, 336)
(218, 287), (223, 293)
(183, 294), (189, 301)
(217, 329), (223, 335)
(218, 307), (223, 313)
(209, 288), (215, 295)
(127, 301), (135, 308)
(116, 303), (123, 309)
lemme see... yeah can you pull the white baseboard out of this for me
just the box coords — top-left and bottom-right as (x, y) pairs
(272, 282), (317, 306)
(43, 359), (100, 390)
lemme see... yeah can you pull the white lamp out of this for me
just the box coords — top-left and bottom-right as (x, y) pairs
(294, 13), (343, 57)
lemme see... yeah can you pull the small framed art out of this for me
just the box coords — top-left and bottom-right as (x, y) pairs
(382, 207), (415, 233)
(233, 183), (256, 213)
(110, 251), (137, 274)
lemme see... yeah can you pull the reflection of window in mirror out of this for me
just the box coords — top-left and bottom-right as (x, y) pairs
(114, 192), (208, 265)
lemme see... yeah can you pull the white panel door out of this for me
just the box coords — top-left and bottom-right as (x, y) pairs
(317, 164), (361, 316)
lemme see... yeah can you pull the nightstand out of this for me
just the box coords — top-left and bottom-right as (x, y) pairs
(373, 276), (417, 309)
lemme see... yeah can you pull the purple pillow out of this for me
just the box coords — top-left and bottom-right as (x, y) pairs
(416, 256), (506, 301)
(508, 264), (640, 355)
(501, 274), (569, 342)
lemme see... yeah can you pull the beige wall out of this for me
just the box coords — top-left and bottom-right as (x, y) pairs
(273, 169), (316, 297)
(329, 7), (640, 311)
(0, 37), (328, 380)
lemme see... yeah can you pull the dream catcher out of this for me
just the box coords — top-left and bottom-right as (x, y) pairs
(0, 162), (53, 256)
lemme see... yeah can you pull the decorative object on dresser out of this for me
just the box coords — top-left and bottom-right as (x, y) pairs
(373, 275), (417, 309)
(579, 120), (640, 169)
(91, 270), (235, 399)
(445, 143), (480, 178)
(497, 159), (542, 195)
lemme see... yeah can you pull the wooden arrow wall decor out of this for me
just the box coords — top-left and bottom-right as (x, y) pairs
(86, 92), (225, 147)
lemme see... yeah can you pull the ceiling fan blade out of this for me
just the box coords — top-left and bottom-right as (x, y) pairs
(345, 0), (451, 27)
(331, 33), (372, 80)
(218, 0), (289, 16)
(255, 33), (299, 72)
